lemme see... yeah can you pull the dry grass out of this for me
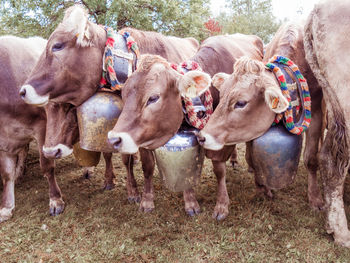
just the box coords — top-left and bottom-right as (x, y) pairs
(1, 143), (350, 262)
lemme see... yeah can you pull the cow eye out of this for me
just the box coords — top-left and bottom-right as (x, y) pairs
(146, 95), (160, 106)
(52, 42), (65, 52)
(234, 100), (247, 109)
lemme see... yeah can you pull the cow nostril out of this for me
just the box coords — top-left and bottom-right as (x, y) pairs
(19, 88), (26, 98)
(109, 137), (122, 150)
(55, 148), (62, 158)
(197, 134), (206, 145)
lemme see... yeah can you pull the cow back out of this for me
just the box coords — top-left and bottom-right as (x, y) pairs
(192, 34), (264, 77)
(120, 27), (199, 63)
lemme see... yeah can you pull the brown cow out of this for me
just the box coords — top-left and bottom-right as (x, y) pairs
(19, 5), (199, 107)
(304, 0), (350, 247)
(0, 36), (65, 222)
(197, 22), (325, 210)
(20, 5), (199, 202)
(107, 34), (264, 219)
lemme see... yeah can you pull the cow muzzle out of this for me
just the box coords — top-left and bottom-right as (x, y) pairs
(43, 144), (73, 159)
(195, 131), (206, 146)
(107, 131), (138, 154)
(19, 84), (49, 106)
(197, 131), (224, 151)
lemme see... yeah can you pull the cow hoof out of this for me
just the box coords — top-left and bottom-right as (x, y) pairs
(140, 207), (153, 213)
(139, 195), (155, 213)
(103, 183), (115, 191)
(308, 193), (325, 211)
(139, 205), (154, 213)
(255, 185), (273, 199)
(309, 199), (325, 211)
(212, 204), (229, 221)
(139, 204), (154, 213)
(266, 189), (274, 199)
(186, 207), (201, 217)
(49, 198), (65, 216)
(0, 207), (13, 223)
(334, 231), (350, 248)
(128, 196), (141, 204)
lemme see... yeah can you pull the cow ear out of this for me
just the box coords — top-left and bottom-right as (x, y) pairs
(178, 71), (211, 98)
(264, 87), (289, 113)
(212, 73), (229, 90)
(63, 5), (91, 47)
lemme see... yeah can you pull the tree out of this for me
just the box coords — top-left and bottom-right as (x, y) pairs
(204, 18), (222, 36)
(0, 0), (211, 40)
(217, 0), (281, 43)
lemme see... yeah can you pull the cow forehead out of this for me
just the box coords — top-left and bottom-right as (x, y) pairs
(149, 63), (168, 73)
(221, 73), (258, 96)
(123, 63), (171, 97)
(234, 73), (260, 90)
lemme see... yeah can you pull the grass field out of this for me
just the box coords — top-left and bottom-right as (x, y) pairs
(1, 143), (350, 262)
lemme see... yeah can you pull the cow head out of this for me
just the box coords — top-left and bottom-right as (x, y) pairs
(107, 55), (211, 154)
(198, 57), (289, 150)
(43, 102), (79, 159)
(20, 5), (106, 107)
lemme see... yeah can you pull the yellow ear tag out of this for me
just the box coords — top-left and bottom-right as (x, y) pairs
(272, 97), (279, 109)
(187, 84), (197, 98)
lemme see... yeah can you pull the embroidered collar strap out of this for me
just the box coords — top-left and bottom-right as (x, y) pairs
(265, 55), (311, 135)
(171, 61), (213, 130)
(99, 26), (140, 91)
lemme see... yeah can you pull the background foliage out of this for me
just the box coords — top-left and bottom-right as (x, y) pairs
(217, 0), (280, 43)
(0, 0), (211, 40)
(0, 0), (280, 43)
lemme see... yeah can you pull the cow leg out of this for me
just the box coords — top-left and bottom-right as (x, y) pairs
(37, 135), (65, 216)
(230, 144), (238, 168)
(212, 160), (229, 220)
(183, 188), (200, 216)
(121, 154), (140, 203)
(245, 142), (256, 174)
(320, 131), (350, 247)
(139, 149), (155, 212)
(0, 151), (25, 222)
(102, 152), (116, 190)
(15, 144), (29, 183)
(303, 92), (324, 210)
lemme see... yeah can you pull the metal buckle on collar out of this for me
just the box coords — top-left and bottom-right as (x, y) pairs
(112, 49), (134, 61)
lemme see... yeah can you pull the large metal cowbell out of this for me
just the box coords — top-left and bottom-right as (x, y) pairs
(77, 91), (123, 152)
(250, 63), (305, 189)
(250, 123), (303, 189)
(154, 126), (205, 192)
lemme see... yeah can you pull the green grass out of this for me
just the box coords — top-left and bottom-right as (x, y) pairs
(1, 143), (350, 262)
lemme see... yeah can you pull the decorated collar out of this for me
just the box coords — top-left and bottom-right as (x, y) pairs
(265, 55), (311, 135)
(171, 61), (213, 130)
(99, 26), (140, 91)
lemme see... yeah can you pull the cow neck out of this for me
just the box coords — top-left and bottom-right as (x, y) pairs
(99, 27), (140, 92)
(266, 55), (311, 135)
(170, 61), (213, 130)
